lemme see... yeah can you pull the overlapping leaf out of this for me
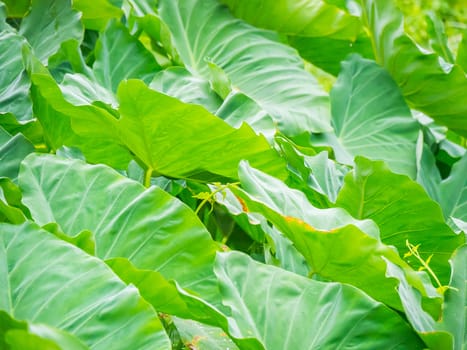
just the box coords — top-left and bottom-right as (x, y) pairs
(0, 221), (171, 349)
(440, 154), (467, 231)
(72, 0), (122, 30)
(232, 161), (440, 311)
(336, 157), (464, 285)
(1, 311), (88, 350)
(314, 54), (419, 178)
(150, 67), (222, 113)
(221, 0), (361, 40)
(93, 19), (160, 92)
(0, 127), (33, 181)
(0, 31), (32, 121)
(158, 0), (331, 136)
(70, 79), (287, 180)
(357, 0), (467, 137)
(19, 154), (221, 302)
(214, 251), (423, 349)
(19, 0), (83, 64)
(30, 72), (132, 168)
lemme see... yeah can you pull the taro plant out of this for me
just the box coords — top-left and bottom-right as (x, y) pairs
(0, 0), (466, 349)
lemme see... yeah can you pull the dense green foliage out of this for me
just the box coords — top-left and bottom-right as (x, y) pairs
(0, 0), (466, 349)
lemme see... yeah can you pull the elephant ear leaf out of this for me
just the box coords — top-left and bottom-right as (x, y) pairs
(357, 0), (467, 137)
(220, 0), (361, 40)
(0, 221), (171, 350)
(158, 0), (332, 136)
(213, 251), (423, 349)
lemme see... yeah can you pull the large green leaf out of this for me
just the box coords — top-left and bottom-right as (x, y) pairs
(71, 79), (287, 181)
(336, 157), (464, 285)
(19, 0), (83, 64)
(0, 127), (34, 181)
(315, 54), (419, 178)
(106, 258), (264, 349)
(220, 0), (361, 40)
(0, 221), (170, 349)
(0, 32), (32, 121)
(93, 20), (160, 92)
(158, 0), (331, 136)
(30, 72), (132, 168)
(214, 251), (423, 349)
(19, 153), (220, 302)
(233, 161), (441, 312)
(357, 0), (467, 137)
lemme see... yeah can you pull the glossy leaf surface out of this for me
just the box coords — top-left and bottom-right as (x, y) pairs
(0, 221), (171, 349)
(19, 154), (220, 301)
(214, 251), (423, 349)
(336, 157), (464, 284)
(159, 0), (331, 136)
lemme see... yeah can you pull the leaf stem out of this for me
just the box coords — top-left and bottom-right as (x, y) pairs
(144, 167), (153, 188)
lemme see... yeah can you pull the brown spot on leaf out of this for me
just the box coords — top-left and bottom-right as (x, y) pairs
(236, 196), (249, 212)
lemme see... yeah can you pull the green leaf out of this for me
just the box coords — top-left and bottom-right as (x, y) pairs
(234, 161), (440, 311)
(277, 136), (348, 204)
(260, 222), (309, 277)
(30, 71), (132, 168)
(0, 178), (29, 224)
(214, 251), (424, 349)
(288, 34), (374, 76)
(106, 258), (264, 349)
(48, 39), (93, 81)
(315, 54), (419, 178)
(0, 113), (44, 146)
(440, 154), (467, 230)
(0, 221), (171, 349)
(158, 0), (331, 136)
(72, 0), (123, 30)
(221, 0), (361, 40)
(385, 259), (454, 349)
(19, 0), (83, 64)
(1, 0), (30, 17)
(93, 20), (160, 92)
(19, 153), (220, 302)
(456, 30), (467, 71)
(216, 92), (276, 141)
(440, 245), (466, 350)
(71, 79), (287, 181)
(0, 32), (32, 121)
(416, 142), (442, 203)
(59, 73), (117, 107)
(426, 12), (454, 64)
(172, 317), (239, 350)
(0, 127), (34, 181)
(357, 0), (467, 137)
(150, 67), (222, 113)
(336, 157), (464, 285)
